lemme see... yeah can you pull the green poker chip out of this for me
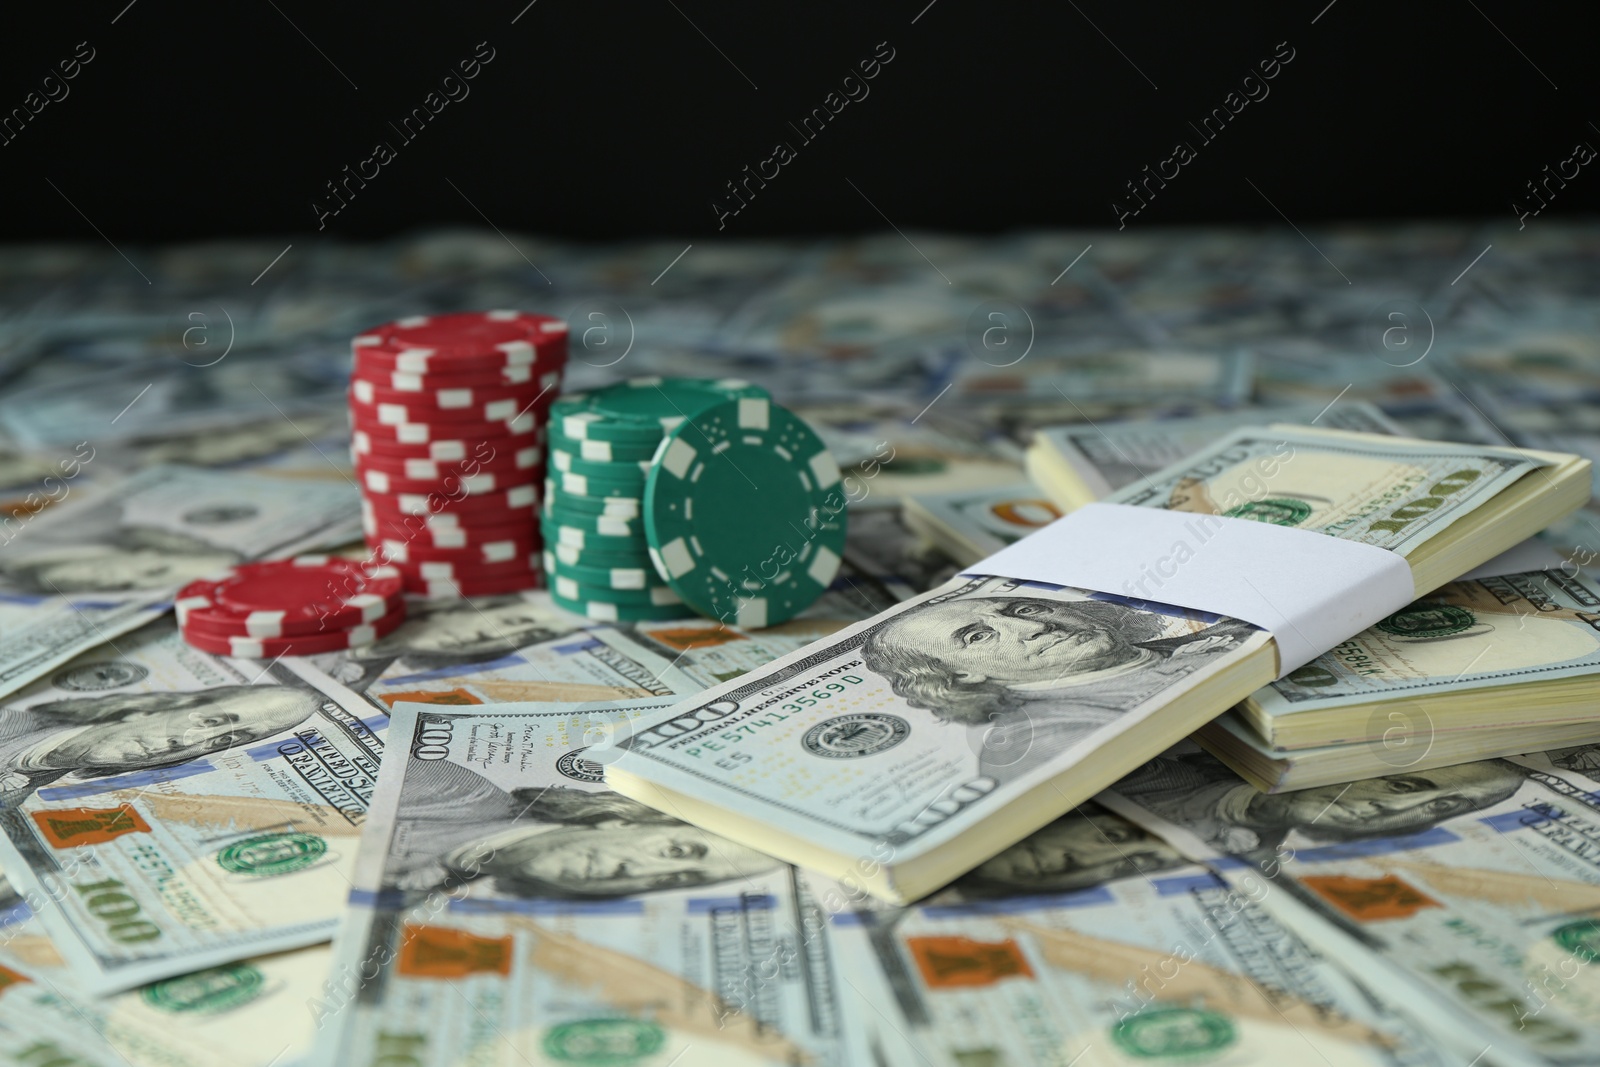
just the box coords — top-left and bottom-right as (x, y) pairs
(544, 486), (642, 518)
(551, 448), (653, 480)
(550, 573), (683, 606)
(543, 537), (654, 568)
(549, 430), (661, 464)
(542, 517), (647, 548)
(544, 503), (642, 527)
(551, 589), (698, 622)
(644, 396), (846, 628)
(545, 551), (664, 591)
(554, 409), (670, 444)
(555, 469), (648, 498)
(554, 378), (770, 443)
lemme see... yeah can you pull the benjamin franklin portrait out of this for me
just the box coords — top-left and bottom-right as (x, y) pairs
(385, 758), (780, 900)
(357, 595), (567, 670)
(936, 802), (1187, 901)
(1116, 748), (1526, 855)
(0, 527), (240, 596)
(0, 685), (322, 806)
(860, 593), (1256, 777)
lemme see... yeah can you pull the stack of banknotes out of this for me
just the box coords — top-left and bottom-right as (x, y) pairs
(3, 223), (1600, 1067)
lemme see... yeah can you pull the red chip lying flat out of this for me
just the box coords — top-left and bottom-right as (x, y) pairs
(175, 557), (405, 638)
(181, 607), (407, 658)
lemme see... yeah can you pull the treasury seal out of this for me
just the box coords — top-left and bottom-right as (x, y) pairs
(555, 747), (605, 783)
(1552, 919), (1600, 964)
(543, 1019), (665, 1064)
(1111, 1007), (1237, 1060)
(52, 661), (149, 691)
(803, 713), (910, 759)
(1223, 497), (1312, 527)
(216, 831), (327, 876)
(141, 963), (266, 1013)
(1375, 601), (1479, 640)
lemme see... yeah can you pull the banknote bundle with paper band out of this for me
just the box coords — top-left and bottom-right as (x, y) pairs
(604, 426), (1592, 903)
(1194, 543), (1600, 790)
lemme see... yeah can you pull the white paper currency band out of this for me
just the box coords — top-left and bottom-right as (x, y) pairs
(962, 502), (1417, 677)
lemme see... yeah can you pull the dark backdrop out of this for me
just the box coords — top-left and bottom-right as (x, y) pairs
(2, 0), (1595, 241)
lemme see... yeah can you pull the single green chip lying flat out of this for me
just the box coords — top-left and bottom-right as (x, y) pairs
(644, 396), (846, 629)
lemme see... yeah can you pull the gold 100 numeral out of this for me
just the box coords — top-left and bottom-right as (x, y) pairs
(370, 1031), (428, 1067)
(1368, 469), (1482, 535)
(71, 877), (162, 944)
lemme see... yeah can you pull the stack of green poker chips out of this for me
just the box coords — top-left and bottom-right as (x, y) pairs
(542, 377), (771, 621)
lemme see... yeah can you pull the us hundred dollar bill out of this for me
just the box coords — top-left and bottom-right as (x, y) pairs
(1247, 565), (1600, 734)
(0, 464), (360, 701)
(604, 430), (1553, 900)
(0, 868), (328, 1067)
(821, 802), (1457, 1067)
(1033, 401), (1403, 498)
(1103, 742), (1600, 1067)
(902, 482), (1063, 565)
(311, 699), (856, 1067)
(0, 617), (382, 995)
(1108, 427), (1547, 557)
(308, 592), (696, 711)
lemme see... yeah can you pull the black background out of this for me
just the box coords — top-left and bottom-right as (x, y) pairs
(2, 0), (1595, 241)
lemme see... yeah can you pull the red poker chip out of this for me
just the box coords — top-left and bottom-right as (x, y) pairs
(405, 570), (545, 600)
(362, 507), (537, 533)
(349, 390), (542, 427)
(360, 484), (539, 518)
(352, 428), (543, 459)
(363, 506), (535, 533)
(184, 591), (404, 639)
(175, 558), (405, 638)
(350, 409), (540, 443)
(353, 443), (543, 478)
(349, 362), (550, 392)
(392, 554), (540, 581)
(182, 607), (407, 658)
(356, 465), (541, 497)
(374, 535), (538, 565)
(352, 311), (568, 373)
(349, 374), (559, 411)
(363, 514), (536, 543)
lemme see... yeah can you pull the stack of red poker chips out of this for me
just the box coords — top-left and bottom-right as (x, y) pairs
(350, 310), (566, 597)
(176, 557), (407, 657)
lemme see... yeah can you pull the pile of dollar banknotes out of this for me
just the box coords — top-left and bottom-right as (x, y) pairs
(1, 223), (1599, 1067)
